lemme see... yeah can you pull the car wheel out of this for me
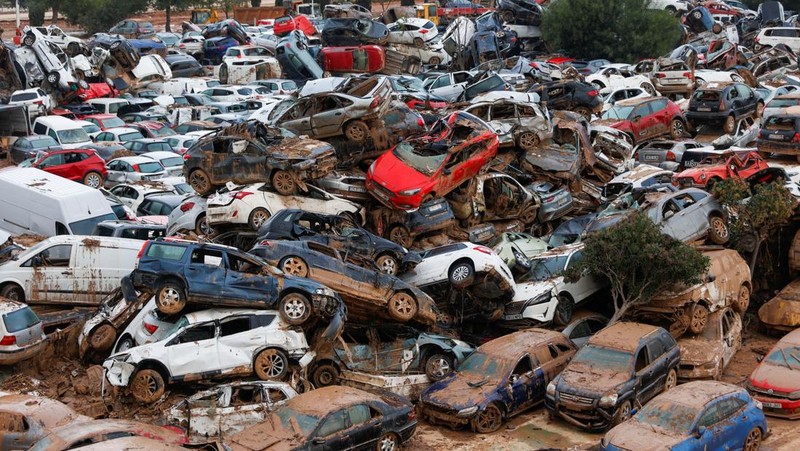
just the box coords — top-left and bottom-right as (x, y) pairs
(155, 280), (186, 315)
(663, 368), (677, 392)
(723, 114), (736, 134)
(376, 253), (399, 275)
(688, 303), (709, 335)
(519, 206), (538, 225)
(188, 169), (212, 195)
(708, 215), (729, 244)
(413, 37), (425, 48)
(130, 369), (165, 404)
(280, 256), (309, 277)
(428, 57), (441, 65)
(376, 432), (400, 451)
(110, 40), (121, 50)
(573, 106), (591, 121)
(344, 120), (369, 143)
(271, 170), (296, 195)
(312, 363), (339, 387)
(83, 171), (103, 189)
(46, 71), (60, 86)
(254, 348), (289, 380)
(592, 81), (605, 90)
(743, 427), (762, 451)
(278, 292), (311, 326)
(388, 225), (412, 247)
(0, 284), (24, 302)
(695, 78), (707, 87)
(424, 353), (454, 381)
(670, 118), (685, 139)
(554, 294), (574, 327)
(388, 292), (417, 322)
(115, 335), (135, 353)
(612, 400), (632, 426)
(734, 284), (750, 314)
(472, 404), (503, 433)
(195, 214), (215, 236)
(89, 324), (116, 352)
(641, 82), (656, 95)
(248, 207), (271, 230)
(517, 131), (540, 152)
(448, 260), (475, 289)
(22, 33), (35, 46)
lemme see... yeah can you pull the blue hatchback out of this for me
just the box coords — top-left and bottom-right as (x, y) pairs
(203, 36), (239, 64)
(600, 380), (768, 451)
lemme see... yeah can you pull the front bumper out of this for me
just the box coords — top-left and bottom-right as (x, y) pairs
(546, 393), (613, 430)
(750, 393), (800, 419)
(677, 361), (718, 380)
(103, 359), (136, 388)
(365, 178), (420, 210)
(420, 404), (473, 428)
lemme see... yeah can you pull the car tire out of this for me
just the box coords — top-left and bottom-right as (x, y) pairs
(115, 335), (135, 353)
(743, 427), (762, 451)
(688, 303), (709, 335)
(83, 171), (103, 189)
(280, 256), (309, 277)
(0, 284), (24, 302)
(110, 40), (121, 50)
(22, 33), (35, 46)
(573, 106), (591, 121)
(641, 82), (656, 95)
(723, 114), (736, 134)
(312, 363), (340, 387)
(413, 37), (425, 48)
(592, 81), (605, 90)
(278, 292), (311, 326)
(46, 71), (60, 86)
(130, 369), (165, 404)
(612, 400), (632, 426)
(554, 293), (574, 327)
(734, 284), (750, 314)
(188, 169), (213, 195)
(663, 368), (677, 392)
(376, 432), (400, 451)
(424, 352), (454, 381)
(254, 348), (289, 380)
(448, 260), (475, 289)
(429, 56), (441, 65)
(89, 323), (116, 352)
(517, 131), (540, 152)
(669, 118), (685, 139)
(195, 214), (214, 236)
(248, 208), (271, 230)
(376, 253), (399, 275)
(708, 215), (729, 244)
(388, 225), (412, 247)
(344, 120), (369, 143)
(472, 403), (503, 434)
(271, 170), (296, 195)
(388, 291), (417, 322)
(155, 280), (186, 315)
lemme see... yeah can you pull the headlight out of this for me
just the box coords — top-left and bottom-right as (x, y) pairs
(789, 390), (800, 400)
(399, 188), (422, 196)
(315, 287), (334, 297)
(451, 339), (470, 348)
(700, 173), (706, 180)
(526, 291), (554, 307)
(111, 353), (131, 362)
(457, 406), (478, 417)
(367, 162), (375, 177)
(546, 381), (556, 397)
(599, 393), (618, 407)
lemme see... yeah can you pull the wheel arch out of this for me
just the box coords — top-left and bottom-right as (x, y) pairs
(135, 359), (171, 381)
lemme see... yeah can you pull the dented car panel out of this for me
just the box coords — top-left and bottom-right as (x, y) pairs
(463, 99), (552, 149)
(0, 393), (91, 450)
(758, 277), (800, 333)
(677, 308), (742, 380)
(448, 172), (540, 227)
(747, 327), (800, 419)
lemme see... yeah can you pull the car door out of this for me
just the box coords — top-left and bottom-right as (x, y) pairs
(217, 383), (274, 436)
(36, 153), (66, 178)
(561, 250), (601, 303)
(185, 248), (226, 301)
(689, 397), (747, 450)
(632, 346), (655, 404)
(216, 314), (259, 372)
(276, 99), (313, 136)
(312, 408), (351, 449)
(721, 309), (741, 367)
(506, 354), (539, 415)
(641, 339), (669, 404)
(229, 140), (266, 185)
(342, 404), (382, 449)
(19, 243), (75, 303)
(311, 95), (349, 137)
(224, 252), (278, 305)
(165, 321), (220, 376)
(658, 197), (692, 241)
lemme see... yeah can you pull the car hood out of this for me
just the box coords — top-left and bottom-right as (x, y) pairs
(677, 337), (720, 365)
(557, 362), (630, 395)
(511, 280), (556, 303)
(228, 416), (301, 451)
(370, 148), (434, 192)
(749, 362), (800, 393)
(675, 165), (718, 180)
(591, 118), (629, 130)
(603, 420), (684, 451)
(270, 137), (334, 160)
(423, 374), (504, 409)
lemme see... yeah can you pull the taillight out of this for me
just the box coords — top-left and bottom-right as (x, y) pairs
(179, 44), (185, 48)
(682, 72), (693, 80)
(666, 150), (676, 161)
(259, 240), (271, 246)
(587, 90), (598, 97)
(183, 153), (190, 160)
(408, 409), (417, 421)
(420, 29), (428, 34)
(529, 62), (539, 69)
(417, 118), (424, 127)
(654, 73), (666, 78)
(474, 246), (493, 255)
(233, 191), (253, 199)
(135, 241), (147, 261)
(0, 335), (16, 346)
(143, 322), (158, 334)
(719, 98), (725, 110)
(792, 133), (800, 143)
(180, 202), (195, 212)
(370, 96), (380, 109)
(542, 194), (557, 203)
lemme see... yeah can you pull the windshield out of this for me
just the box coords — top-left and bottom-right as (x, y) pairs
(765, 345), (800, 370)
(571, 345), (633, 372)
(166, 316), (189, 339)
(102, 117), (125, 128)
(69, 213), (117, 235)
(517, 254), (569, 282)
(601, 104), (634, 120)
(392, 141), (446, 176)
(29, 137), (60, 149)
(274, 407), (319, 436)
(57, 128), (90, 145)
(635, 400), (698, 435)
(159, 156), (183, 167)
(392, 77), (425, 93)
(457, 350), (512, 378)
(151, 126), (176, 137)
(120, 132), (145, 141)
(137, 162), (164, 173)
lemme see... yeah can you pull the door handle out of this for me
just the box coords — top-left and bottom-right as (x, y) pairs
(335, 112), (342, 116)
(61, 271), (72, 275)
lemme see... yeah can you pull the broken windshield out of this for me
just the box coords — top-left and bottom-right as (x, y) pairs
(602, 104), (635, 120)
(517, 254), (568, 282)
(392, 142), (446, 176)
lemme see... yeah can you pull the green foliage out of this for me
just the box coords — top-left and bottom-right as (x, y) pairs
(60, 0), (149, 34)
(542, 0), (682, 62)
(565, 212), (709, 323)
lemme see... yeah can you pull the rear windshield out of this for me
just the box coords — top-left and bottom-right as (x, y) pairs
(103, 117), (126, 128)
(765, 116), (799, 131)
(11, 92), (37, 101)
(692, 90), (720, 101)
(146, 243), (188, 261)
(137, 162), (164, 173)
(94, 225), (116, 236)
(159, 156), (183, 167)
(3, 307), (40, 333)
(768, 98), (800, 108)
(70, 213), (117, 235)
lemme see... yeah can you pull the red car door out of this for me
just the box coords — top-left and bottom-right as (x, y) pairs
(630, 103), (652, 141)
(39, 153), (70, 179)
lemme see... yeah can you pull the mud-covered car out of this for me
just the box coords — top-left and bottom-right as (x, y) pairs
(0, 393), (91, 449)
(0, 299), (46, 366)
(28, 419), (187, 450)
(131, 239), (343, 330)
(368, 197), (457, 247)
(165, 381), (298, 441)
(677, 307), (742, 381)
(529, 80), (602, 120)
(546, 322), (681, 431)
(228, 385), (417, 451)
(311, 323), (475, 386)
(757, 109), (800, 162)
(463, 98), (552, 151)
(256, 209), (411, 275)
(628, 248), (750, 337)
(420, 328), (576, 433)
(746, 327), (800, 419)
(251, 240), (439, 326)
(447, 172), (541, 227)
(184, 121), (336, 196)
(88, 34), (141, 70)
(489, 231), (550, 269)
(758, 278), (800, 333)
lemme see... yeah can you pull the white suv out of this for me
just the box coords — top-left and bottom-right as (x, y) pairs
(103, 309), (311, 403)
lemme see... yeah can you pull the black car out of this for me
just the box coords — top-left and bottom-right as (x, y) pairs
(228, 386), (417, 450)
(496, 0), (543, 25)
(529, 81), (602, 119)
(686, 82), (761, 134)
(165, 54), (204, 77)
(202, 19), (250, 45)
(86, 142), (127, 162)
(89, 33), (140, 70)
(135, 193), (185, 217)
(321, 18), (390, 46)
(60, 103), (99, 117)
(92, 219), (166, 240)
(545, 322), (681, 431)
(474, 11), (521, 57)
(9, 134), (61, 164)
(123, 138), (174, 156)
(257, 209), (411, 275)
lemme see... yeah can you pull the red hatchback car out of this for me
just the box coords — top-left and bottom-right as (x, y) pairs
(320, 45), (386, 74)
(21, 149), (108, 188)
(366, 111), (499, 210)
(747, 327), (800, 419)
(84, 114), (127, 131)
(595, 97), (687, 145)
(273, 15), (316, 37)
(673, 150), (768, 190)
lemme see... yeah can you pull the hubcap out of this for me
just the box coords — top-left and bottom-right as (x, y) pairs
(673, 121), (683, 134)
(318, 369), (334, 385)
(191, 171), (209, 192)
(260, 352), (285, 377)
(283, 296), (306, 319)
(274, 172), (293, 192)
(349, 126), (365, 141)
(692, 308), (706, 330)
(392, 294), (413, 315)
(282, 258), (306, 276)
(428, 357), (450, 378)
(452, 265), (470, 281)
(478, 408), (500, 430)
(713, 219), (728, 238)
(86, 174), (100, 188)
(160, 287), (179, 307)
(119, 339), (132, 352)
(379, 437), (396, 451)
(48, 75), (57, 83)
(520, 133), (537, 149)
(253, 211), (268, 227)
(377, 256), (397, 274)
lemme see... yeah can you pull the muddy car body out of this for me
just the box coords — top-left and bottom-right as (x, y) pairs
(594, 97), (687, 146)
(600, 381), (767, 451)
(447, 173), (541, 227)
(183, 121), (336, 196)
(758, 278), (800, 333)
(677, 308), (742, 381)
(368, 197), (456, 247)
(635, 139), (704, 171)
(0, 299), (46, 365)
(546, 322), (681, 431)
(228, 385), (417, 451)
(324, 3), (373, 20)
(420, 328), (576, 433)
(642, 188), (729, 245)
(251, 240), (439, 326)
(0, 393), (91, 449)
(746, 327), (800, 419)
(757, 108), (800, 161)
(529, 81), (602, 120)
(29, 419), (186, 451)
(22, 27), (83, 92)
(629, 248), (749, 337)
(463, 98), (552, 151)
(88, 34), (141, 71)
(166, 381), (298, 441)
(673, 150), (768, 189)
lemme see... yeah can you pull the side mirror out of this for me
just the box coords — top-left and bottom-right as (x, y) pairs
(694, 425), (707, 438)
(313, 437), (326, 445)
(664, 210), (674, 219)
(443, 168), (452, 175)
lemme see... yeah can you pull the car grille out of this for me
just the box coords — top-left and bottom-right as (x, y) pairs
(504, 301), (527, 316)
(750, 385), (790, 398)
(676, 177), (694, 188)
(560, 392), (594, 405)
(371, 183), (395, 202)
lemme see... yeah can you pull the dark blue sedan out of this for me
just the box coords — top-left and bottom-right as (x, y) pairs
(600, 380), (768, 451)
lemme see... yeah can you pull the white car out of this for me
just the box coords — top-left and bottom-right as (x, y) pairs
(94, 127), (145, 144)
(31, 25), (85, 56)
(103, 308), (312, 403)
(105, 156), (166, 187)
(502, 243), (605, 328)
(252, 33), (278, 54)
(163, 134), (198, 155)
(207, 183), (363, 230)
(222, 45), (274, 64)
(165, 381), (298, 441)
(693, 69), (745, 87)
(141, 150), (184, 177)
(178, 35), (205, 55)
(599, 86), (652, 113)
(201, 86), (255, 102)
(21, 26), (83, 92)
(109, 181), (183, 211)
(8, 88), (55, 115)
(73, 119), (102, 140)
(113, 298), (174, 353)
(586, 64), (656, 94)
(647, 0), (691, 13)
(387, 43), (451, 66)
(401, 242), (515, 291)
(387, 18), (439, 47)
(166, 194), (212, 236)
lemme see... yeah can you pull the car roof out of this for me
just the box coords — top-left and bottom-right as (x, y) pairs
(141, 150), (181, 159)
(609, 164), (671, 183)
(615, 97), (657, 107)
(478, 328), (566, 356)
(184, 308), (279, 324)
(0, 299), (31, 315)
(283, 386), (383, 416)
(131, 138), (168, 143)
(111, 156), (160, 164)
(650, 381), (743, 408)
(588, 322), (662, 352)
(105, 127), (142, 134)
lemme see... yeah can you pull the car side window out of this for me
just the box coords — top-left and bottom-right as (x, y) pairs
(697, 400), (724, 428)
(174, 323), (216, 344)
(24, 244), (72, 267)
(190, 249), (224, 267)
(316, 410), (349, 437)
(511, 355), (533, 377)
(634, 347), (649, 373)
(569, 322), (592, 339)
(646, 338), (666, 361)
(219, 316), (252, 337)
(347, 404), (372, 426)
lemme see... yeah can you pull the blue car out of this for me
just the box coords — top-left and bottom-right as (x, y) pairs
(600, 380), (768, 451)
(203, 36), (239, 64)
(419, 328), (576, 433)
(128, 38), (166, 56)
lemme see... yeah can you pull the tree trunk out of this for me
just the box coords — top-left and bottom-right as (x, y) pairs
(165, 4), (171, 32)
(749, 236), (763, 275)
(51, 0), (60, 23)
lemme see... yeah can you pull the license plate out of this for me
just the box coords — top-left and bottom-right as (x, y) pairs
(697, 107), (711, 112)
(557, 197), (569, 206)
(644, 155), (660, 161)
(769, 134), (784, 140)
(428, 203), (443, 211)
(763, 402), (781, 409)
(504, 314), (523, 320)
(685, 161), (698, 168)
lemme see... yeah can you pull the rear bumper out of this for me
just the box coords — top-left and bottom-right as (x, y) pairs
(685, 110), (729, 122)
(757, 139), (800, 155)
(0, 340), (46, 366)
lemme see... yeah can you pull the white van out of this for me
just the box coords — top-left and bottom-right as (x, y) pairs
(755, 27), (800, 53)
(86, 98), (130, 115)
(0, 168), (116, 237)
(0, 235), (141, 306)
(31, 115), (93, 149)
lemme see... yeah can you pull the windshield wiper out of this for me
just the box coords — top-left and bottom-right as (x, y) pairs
(467, 378), (490, 388)
(778, 348), (791, 369)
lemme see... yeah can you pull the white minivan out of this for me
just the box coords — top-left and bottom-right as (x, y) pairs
(31, 115), (93, 149)
(0, 235), (141, 306)
(0, 168), (117, 237)
(754, 27), (800, 53)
